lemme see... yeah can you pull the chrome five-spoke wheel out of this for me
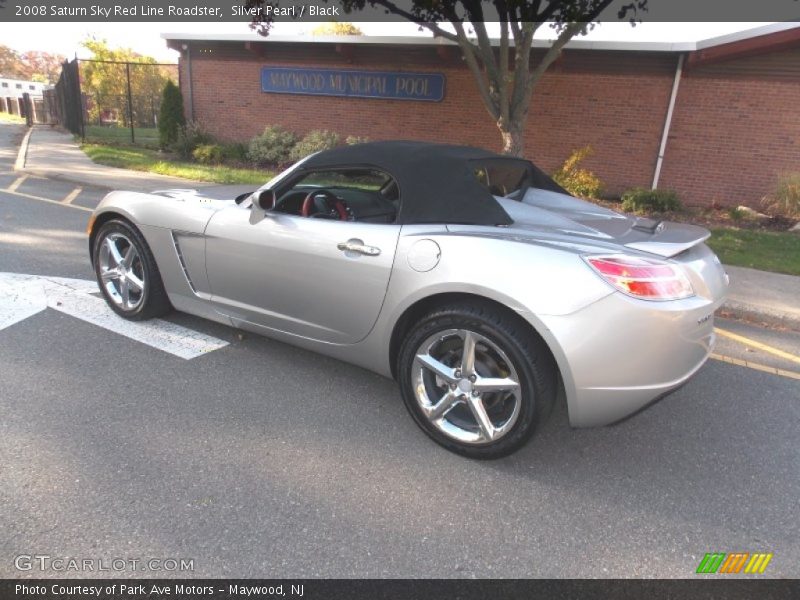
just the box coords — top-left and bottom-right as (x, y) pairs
(398, 302), (556, 458)
(98, 232), (146, 310)
(92, 219), (171, 321)
(412, 329), (522, 445)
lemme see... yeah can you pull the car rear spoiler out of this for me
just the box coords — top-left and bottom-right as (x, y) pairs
(625, 220), (711, 258)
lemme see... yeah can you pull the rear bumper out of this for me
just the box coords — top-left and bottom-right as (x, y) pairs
(537, 290), (721, 427)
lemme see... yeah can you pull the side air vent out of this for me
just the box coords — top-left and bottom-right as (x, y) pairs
(171, 231), (197, 293)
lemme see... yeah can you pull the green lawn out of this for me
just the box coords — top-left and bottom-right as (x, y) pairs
(0, 112), (25, 124)
(83, 125), (160, 147)
(81, 144), (272, 185)
(708, 227), (800, 277)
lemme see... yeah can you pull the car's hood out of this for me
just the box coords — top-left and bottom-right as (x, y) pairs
(150, 185), (255, 209)
(493, 189), (710, 258)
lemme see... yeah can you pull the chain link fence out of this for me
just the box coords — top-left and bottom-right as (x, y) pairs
(46, 58), (178, 146)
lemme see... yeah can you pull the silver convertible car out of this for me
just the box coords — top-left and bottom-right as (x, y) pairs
(88, 141), (728, 458)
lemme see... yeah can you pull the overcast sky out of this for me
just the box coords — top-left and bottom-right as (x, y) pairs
(3, 22), (776, 61)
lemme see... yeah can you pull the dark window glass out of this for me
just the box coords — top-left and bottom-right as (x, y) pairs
(297, 169), (392, 191)
(275, 168), (398, 223)
(470, 159), (531, 197)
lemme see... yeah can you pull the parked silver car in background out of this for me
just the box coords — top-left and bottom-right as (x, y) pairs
(87, 142), (728, 458)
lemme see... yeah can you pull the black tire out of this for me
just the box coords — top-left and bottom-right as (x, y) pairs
(397, 302), (556, 459)
(92, 219), (171, 320)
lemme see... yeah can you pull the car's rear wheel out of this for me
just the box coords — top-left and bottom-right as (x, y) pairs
(93, 219), (170, 320)
(397, 303), (556, 459)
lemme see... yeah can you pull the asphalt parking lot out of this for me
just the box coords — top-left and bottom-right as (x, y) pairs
(1, 123), (798, 578)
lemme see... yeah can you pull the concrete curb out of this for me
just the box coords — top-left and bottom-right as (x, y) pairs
(14, 127), (32, 171)
(717, 302), (800, 332)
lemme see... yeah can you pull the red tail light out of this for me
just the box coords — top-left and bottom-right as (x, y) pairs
(584, 255), (694, 301)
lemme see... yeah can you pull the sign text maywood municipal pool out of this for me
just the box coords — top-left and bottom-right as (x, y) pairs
(260, 67), (445, 102)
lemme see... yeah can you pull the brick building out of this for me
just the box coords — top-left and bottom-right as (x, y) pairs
(163, 24), (800, 208)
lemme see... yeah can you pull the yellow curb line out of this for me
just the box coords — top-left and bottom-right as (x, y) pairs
(711, 353), (800, 381)
(715, 327), (800, 366)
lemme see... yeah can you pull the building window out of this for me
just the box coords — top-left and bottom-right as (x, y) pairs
(1, 82), (8, 88)
(16, 84), (22, 89)
(29, 85), (35, 90)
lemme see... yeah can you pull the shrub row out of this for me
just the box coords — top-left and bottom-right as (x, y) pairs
(173, 124), (369, 167)
(246, 126), (368, 166)
(621, 188), (681, 214)
(552, 145), (683, 214)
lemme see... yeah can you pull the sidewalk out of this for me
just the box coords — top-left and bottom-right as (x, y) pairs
(19, 125), (215, 192)
(722, 265), (800, 330)
(10, 124), (800, 330)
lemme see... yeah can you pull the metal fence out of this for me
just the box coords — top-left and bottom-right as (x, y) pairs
(54, 58), (83, 135)
(20, 93), (47, 125)
(80, 59), (179, 145)
(41, 57), (178, 145)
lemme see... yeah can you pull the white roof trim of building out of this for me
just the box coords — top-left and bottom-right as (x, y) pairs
(695, 21), (800, 49)
(162, 22), (799, 53)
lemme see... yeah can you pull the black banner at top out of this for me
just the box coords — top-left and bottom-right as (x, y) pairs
(0, 0), (799, 22)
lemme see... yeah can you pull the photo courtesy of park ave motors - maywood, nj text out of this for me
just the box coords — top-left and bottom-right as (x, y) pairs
(0, 0), (799, 597)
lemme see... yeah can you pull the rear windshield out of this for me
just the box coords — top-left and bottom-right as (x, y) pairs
(471, 159), (531, 197)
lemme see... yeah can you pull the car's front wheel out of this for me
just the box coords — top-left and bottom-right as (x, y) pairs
(93, 219), (170, 320)
(398, 302), (556, 459)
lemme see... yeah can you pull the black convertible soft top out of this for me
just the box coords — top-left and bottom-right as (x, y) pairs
(300, 140), (567, 225)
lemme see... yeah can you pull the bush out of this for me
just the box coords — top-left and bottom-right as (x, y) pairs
(247, 125), (297, 165)
(552, 145), (604, 199)
(345, 135), (369, 146)
(290, 129), (340, 161)
(621, 188), (681, 214)
(158, 80), (185, 150)
(727, 206), (746, 223)
(192, 143), (224, 164)
(220, 142), (249, 164)
(174, 120), (214, 159)
(769, 174), (800, 218)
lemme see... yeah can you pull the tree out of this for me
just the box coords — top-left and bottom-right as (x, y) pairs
(0, 46), (21, 79)
(245, 0), (647, 156)
(80, 38), (172, 127)
(311, 22), (364, 35)
(158, 80), (185, 149)
(0, 46), (65, 82)
(19, 51), (65, 83)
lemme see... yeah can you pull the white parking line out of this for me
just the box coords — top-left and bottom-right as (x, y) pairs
(7, 175), (27, 192)
(1, 186), (92, 212)
(62, 187), (83, 204)
(0, 272), (229, 360)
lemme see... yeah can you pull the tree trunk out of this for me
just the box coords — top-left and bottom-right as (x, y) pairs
(499, 123), (525, 157)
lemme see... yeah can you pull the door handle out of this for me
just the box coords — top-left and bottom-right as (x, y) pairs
(337, 239), (381, 256)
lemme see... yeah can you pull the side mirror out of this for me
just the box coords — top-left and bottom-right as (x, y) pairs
(254, 189), (275, 211)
